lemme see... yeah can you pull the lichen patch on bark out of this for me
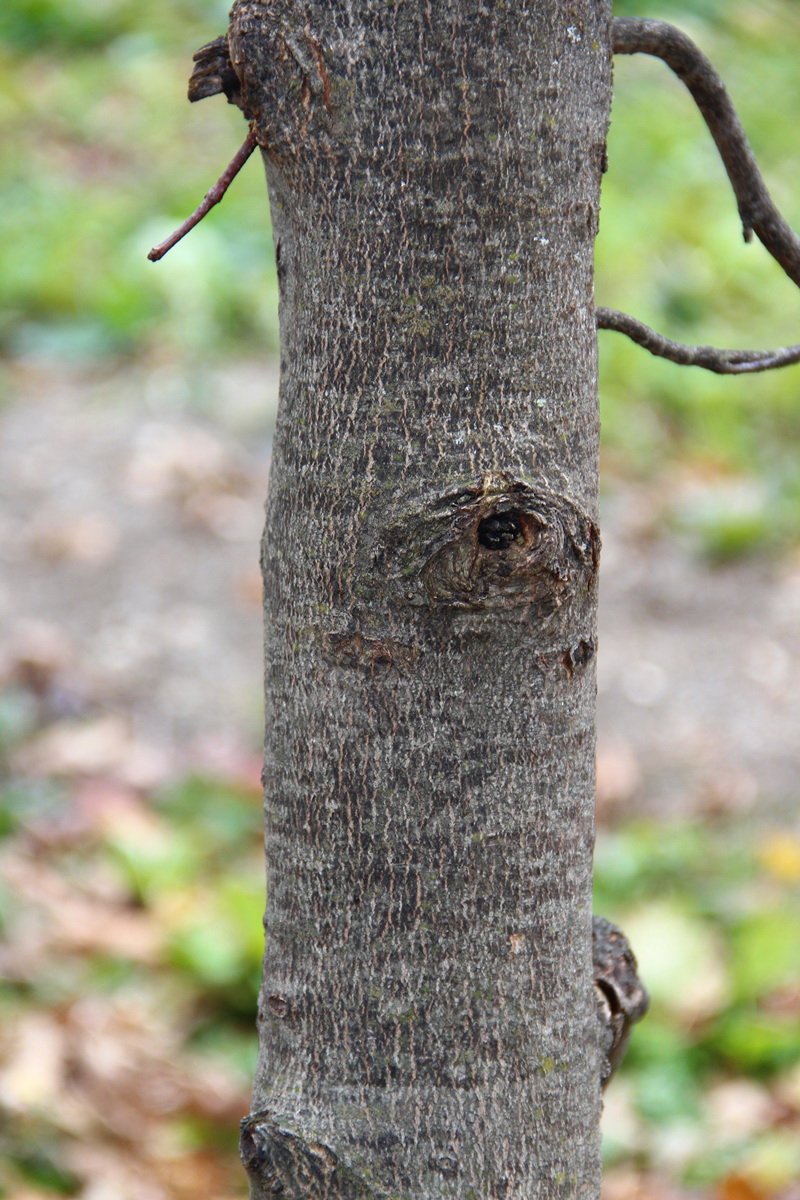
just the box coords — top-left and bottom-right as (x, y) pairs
(321, 630), (420, 673)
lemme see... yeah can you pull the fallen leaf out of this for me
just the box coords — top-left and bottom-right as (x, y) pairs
(1, 850), (161, 963)
(596, 739), (642, 813)
(706, 1079), (776, 1138)
(0, 1013), (66, 1110)
(619, 902), (730, 1021)
(602, 1167), (691, 1199)
(758, 833), (800, 883)
(715, 1175), (767, 1200)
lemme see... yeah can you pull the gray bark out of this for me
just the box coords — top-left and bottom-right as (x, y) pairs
(228, 2), (614, 1196)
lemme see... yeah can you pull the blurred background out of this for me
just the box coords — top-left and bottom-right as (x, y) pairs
(1, 0), (799, 1197)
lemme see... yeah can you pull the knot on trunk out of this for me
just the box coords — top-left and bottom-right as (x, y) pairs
(592, 916), (649, 1088)
(418, 473), (598, 613)
(241, 1113), (374, 1200)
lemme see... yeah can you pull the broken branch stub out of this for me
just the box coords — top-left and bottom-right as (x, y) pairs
(188, 35), (244, 107)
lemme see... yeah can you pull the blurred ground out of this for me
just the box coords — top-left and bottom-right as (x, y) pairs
(2, 359), (800, 821)
(0, 357), (276, 756)
(2, 0), (800, 1197)
(597, 490), (800, 827)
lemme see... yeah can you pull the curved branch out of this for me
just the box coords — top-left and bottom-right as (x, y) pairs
(612, 17), (800, 286)
(605, 18), (800, 371)
(596, 307), (800, 374)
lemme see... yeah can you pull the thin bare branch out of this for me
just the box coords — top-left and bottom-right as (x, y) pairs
(596, 307), (800, 374)
(603, 18), (800, 372)
(612, 17), (800, 286)
(147, 129), (259, 263)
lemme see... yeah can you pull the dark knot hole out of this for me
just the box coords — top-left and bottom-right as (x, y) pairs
(477, 510), (524, 550)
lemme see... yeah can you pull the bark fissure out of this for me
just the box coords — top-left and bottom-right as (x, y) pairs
(228, 2), (614, 1196)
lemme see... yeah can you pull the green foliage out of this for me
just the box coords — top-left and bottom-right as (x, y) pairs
(728, 906), (800, 1004)
(105, 773), (265, 1014)
(0, 0), (231, 52)
(0, 777), (67, 840)
(0, 1113), (81, 1196)
(7, 1144), (79, 1196)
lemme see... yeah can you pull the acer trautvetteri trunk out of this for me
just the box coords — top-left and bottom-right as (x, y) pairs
(231, 2), (614, 1195)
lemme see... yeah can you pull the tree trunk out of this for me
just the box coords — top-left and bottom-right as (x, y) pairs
(231, 2), (613, 1196)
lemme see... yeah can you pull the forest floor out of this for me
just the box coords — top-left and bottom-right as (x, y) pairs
(1, 357), (799, 1200)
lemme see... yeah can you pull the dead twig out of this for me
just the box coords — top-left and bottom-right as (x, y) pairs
(596, 307), (800, 374)
(147, 129), (258, 263)
(602, 18), (800, 372)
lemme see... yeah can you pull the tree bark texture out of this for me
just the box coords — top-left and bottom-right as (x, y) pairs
(231, 2), (613, 1196)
